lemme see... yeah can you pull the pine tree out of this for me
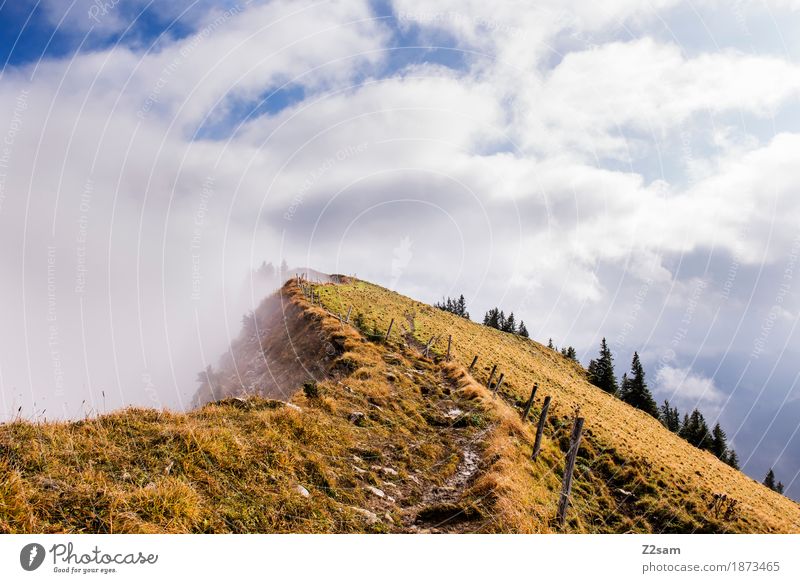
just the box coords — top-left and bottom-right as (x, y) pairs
(659, 400), (681, 432)
(764, 468), (777, 490)
(518, 320), (529, 338)
(620, 352), (659, 418)
(280, 259), (289, 274)
(483, 308), (501, 329)
(498, 310), (506, 331)
(619, 373), (631, 401)
(436, 295), (470, 319)
(776, 482), (785, 495)
(548, 338), (555, 350)
(503, 312), (517, 334)
(680, 409), (710, 449)
(710, 423), (728, 459)
(561, 346), (577, 361)
(457, 295), (469, 319)
(725, 449), (740, 469)
(587, 338), (618, 395)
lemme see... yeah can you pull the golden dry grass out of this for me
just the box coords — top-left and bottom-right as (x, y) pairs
(0, 282), (541, 533)
(312, 278), (800, 533)
(4, 278), (798, 533)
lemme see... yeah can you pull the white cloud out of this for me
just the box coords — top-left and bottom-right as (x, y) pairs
(2, 0), (800, 425)
(656, 365), (725, 404)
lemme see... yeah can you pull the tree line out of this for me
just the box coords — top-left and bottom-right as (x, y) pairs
(434, 295), (470, 319)
(582, 338), (742, 469)
(433, 293), (789, 496)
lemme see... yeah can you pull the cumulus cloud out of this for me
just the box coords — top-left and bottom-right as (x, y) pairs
(655, 365), (725, 404)
(1, 0), (799, 446)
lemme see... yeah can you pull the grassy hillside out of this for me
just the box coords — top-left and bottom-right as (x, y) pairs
(309, 278), (800, 533)
(0, 283), (543, 533)
(2, 278), (798, 533)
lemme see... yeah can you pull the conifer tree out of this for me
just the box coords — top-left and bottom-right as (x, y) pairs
(548, 338), (555, 350)
(503, 312), (517, 334)
(587, 338), (618, 394)
(659, 400), (681, 432)
(725, 449), (740, 470)
(764, 468), (777, 490)
(620, 352), (659, 418)
(710, 423), (728, 459)
(518, 320), (529, 338)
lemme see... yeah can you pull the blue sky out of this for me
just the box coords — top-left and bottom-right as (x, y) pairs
(1, 0), (800, 499)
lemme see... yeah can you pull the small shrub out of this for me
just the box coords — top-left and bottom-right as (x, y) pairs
(303, 381), (320, 399)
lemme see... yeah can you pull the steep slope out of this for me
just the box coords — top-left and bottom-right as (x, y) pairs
(3, 277), (798, 533)
(310, 278), (800, 533)
(0, 281), (540, 533)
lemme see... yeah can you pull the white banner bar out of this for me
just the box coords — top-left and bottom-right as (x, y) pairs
(1, 534), (798, 582)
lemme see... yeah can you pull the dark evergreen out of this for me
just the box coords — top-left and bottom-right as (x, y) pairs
(435, 294), (469, 319)
(680, 409), (711, 449)
(619, 352), (659, 418)
(710, 423), (728, 459)
(518, 320), (529, 338)
(659, 400), (681, 432)
(503, 312), (517, 334)
(725, 449), (740, 470)
(764, 468), (777, 490)
(587, 338), (618, 395)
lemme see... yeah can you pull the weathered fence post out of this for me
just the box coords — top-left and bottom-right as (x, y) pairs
(386, 319), (394, 340)
(522, 383), (538, 421)
(446, 335), (452, 361)
(557, 416), (585, 528)
(424, 335), (435, 358)
(531, 395), (551, 460)
(493, 373), (504, 395)
(486, 364), (497, 389)
(345, 306), (352, 324)
(468, 355), (478, 372)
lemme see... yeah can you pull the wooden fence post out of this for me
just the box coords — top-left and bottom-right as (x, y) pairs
(557, 416), (585, 528)
(446, 335), (452, 361)
(386, 319), (394, 340)
(468, 355), (478, 372)
(486, 365), (497, 389)
(531, 395), (551, 460)
(493, 373), (504, 395)
(522, 383), (538, 421)
(424, 335), (435, 357)
(345, 306), (352, 324)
